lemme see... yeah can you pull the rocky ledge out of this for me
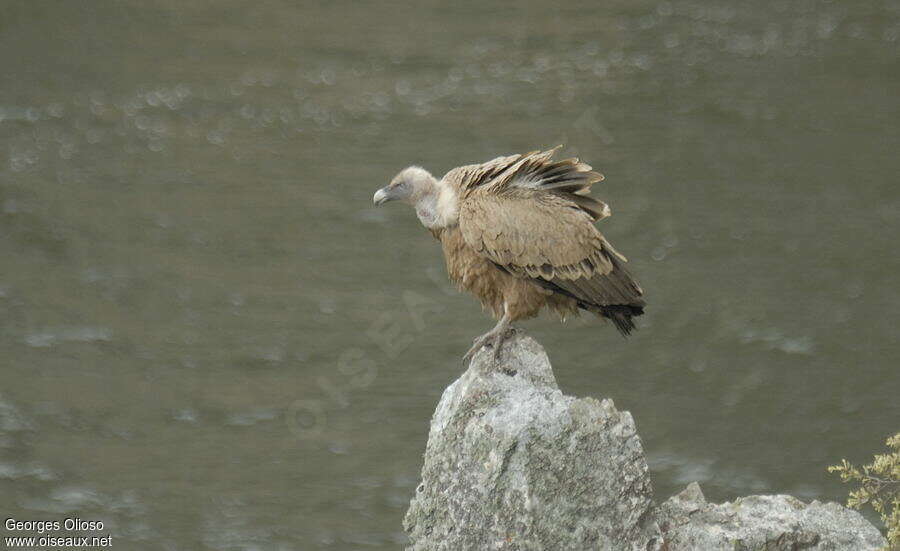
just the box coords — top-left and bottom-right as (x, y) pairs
(403, 332), (886, 550)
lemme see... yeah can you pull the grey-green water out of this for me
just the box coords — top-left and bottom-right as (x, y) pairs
(1, 1), (898, 548)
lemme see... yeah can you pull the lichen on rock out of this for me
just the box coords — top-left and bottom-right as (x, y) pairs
(404, 333), (661, 550)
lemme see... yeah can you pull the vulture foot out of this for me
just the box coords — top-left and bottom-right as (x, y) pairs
(463, 321), (516, 365)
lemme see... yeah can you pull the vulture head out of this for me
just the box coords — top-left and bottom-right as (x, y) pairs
(373, 166), (437, 206)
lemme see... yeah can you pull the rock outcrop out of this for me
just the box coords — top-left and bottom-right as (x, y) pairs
(657, 482), (887, 550)
(403, 332), (887, 551)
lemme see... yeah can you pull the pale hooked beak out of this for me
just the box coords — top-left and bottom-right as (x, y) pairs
(373, 187), (390, 206)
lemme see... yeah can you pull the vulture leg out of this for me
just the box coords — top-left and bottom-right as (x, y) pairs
(463, 308), (514, 365)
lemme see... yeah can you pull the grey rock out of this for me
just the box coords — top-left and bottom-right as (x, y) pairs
(403, 332), (662, 550)
(657, 482), (887, 550)
(404, 332), (888, 550)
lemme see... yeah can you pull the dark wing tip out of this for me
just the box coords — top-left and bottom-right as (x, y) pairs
(601, 304), (644, 337)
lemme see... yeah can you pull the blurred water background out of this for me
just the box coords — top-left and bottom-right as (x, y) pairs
(1, 1), (898, 548)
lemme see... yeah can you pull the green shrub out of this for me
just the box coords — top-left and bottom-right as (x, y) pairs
(829, 433), (900, 549)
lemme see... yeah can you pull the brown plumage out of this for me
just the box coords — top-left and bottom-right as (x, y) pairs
(373, 147), (644, 361)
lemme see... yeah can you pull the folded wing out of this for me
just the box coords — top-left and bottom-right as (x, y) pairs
(456, 148), (644, 335)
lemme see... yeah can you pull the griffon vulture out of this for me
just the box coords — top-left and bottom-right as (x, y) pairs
(373, 147), (644, 362)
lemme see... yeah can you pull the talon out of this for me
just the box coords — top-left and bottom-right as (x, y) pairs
(463, 335), (489, 364)
(491, 341), (503, 362)
(462, 323), (515, 366)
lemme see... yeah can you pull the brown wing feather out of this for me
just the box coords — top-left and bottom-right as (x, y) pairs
(459, 191), (643, 302)
(484, 146), (604, 196)
(460, 192), (607, 274)
(444, 147), (610, 221)
(442, 153), (522, 196)
(454, 149), (644, 335)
